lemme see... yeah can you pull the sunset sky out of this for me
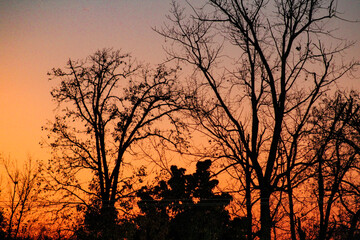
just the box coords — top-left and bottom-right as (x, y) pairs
(0, 0), (359, 163)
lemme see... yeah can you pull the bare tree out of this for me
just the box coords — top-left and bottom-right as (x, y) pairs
(308, 91), (360, 240)
(0, 156), (42, 239)
(158, 1), (358, 239)
(44, 49), (183, 236)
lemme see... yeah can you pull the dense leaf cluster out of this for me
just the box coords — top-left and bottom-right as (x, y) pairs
(74, 160), (246, 240)
(134, 160), (244, 240)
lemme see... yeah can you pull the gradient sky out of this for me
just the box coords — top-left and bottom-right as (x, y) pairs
(0, 0), (172, 161)
(0, 0), (359, 163)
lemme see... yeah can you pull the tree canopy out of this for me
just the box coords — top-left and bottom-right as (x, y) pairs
(1, 1), (359, 239)
(135, 160), (245, 240)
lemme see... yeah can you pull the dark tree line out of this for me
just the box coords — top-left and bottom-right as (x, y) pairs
(154, 0), (358, 239)
(0, 91), (359, 239)
(75, 160), (246, 240)
(135, 160), (240, 240)
(0, 0), (359, 239)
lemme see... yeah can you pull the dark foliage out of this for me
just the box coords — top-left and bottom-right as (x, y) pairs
(0, 209), (6, 239)
(75, 203), (119, 240)
(134, 160), (246, 240)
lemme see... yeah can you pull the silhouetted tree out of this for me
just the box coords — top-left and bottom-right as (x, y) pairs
(135, 160), (244, 240)
(74, 199), (119, 240)
(1, 156), (42, 240)
(308, 91), (360, 240)
(158, 1), (358, 239)
(0, 208), (5, 239)
(44, 49), (183, 238)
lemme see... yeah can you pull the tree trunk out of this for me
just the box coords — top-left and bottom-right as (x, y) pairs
(318, 156), (326, 240)
(347, 209), (360, 240)
(287, 173), (297, 240)
(260, 188), (272, 240)
(100, 200), (118, 239)
(245, 157), (253, 240)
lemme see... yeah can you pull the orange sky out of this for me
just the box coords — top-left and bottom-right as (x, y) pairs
(0, 0), (359, 163)
(0, 0), (171, 162)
